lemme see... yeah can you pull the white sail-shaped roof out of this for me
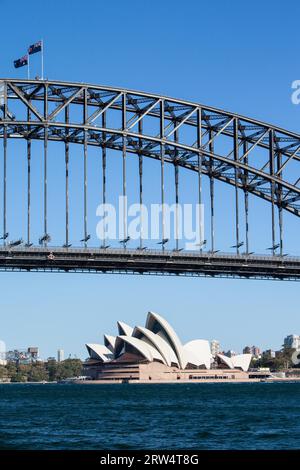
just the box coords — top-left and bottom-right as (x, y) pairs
(117, 321), (133, 337)
(86, 343), (113, 362)
(216, 353), (252, 371)
(183, 340), (212, 369)
(114, 335), (165, 363)
(231, 354), (252, 372)
(216, 353), (234, 369)
(104, 334), (116, 353)
(133, 326), (179, 367)
(87, 311), (251, 373)
(145, 311), (187, 368)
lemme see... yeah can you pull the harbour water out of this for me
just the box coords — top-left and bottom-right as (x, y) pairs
(0, 382), (300, 450)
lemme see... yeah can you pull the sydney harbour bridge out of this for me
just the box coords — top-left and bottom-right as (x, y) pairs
(0, 78), (300, 280)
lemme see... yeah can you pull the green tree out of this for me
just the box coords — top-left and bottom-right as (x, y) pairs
(0, 365), (8, 380)
(6, 361), (17, 376)
(1, 358), (83, 382)
(46, 359), (58, 382)
(55, 359), (83, 380)
(27, 364), (49, 382)
(10, 372), (27, 382)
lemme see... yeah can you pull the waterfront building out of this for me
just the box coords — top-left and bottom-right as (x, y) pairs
(283, 335), (300, 350)
(243, 346), (261, 357)
(0, 344), (6, 365)
(57, 349), (64, 362)
(28, 347), (39, 359)
(5, 347), (40, 364)
(84, 312), (252, 383)
(210, 340), (220, 356)
(262, 349), (276, 359)
(225, 350), (236, 358)
(251, 346), (261, 357)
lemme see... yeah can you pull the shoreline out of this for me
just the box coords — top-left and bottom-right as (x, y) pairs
(1, 377), (300, 385)
(73, 377), (300, 384)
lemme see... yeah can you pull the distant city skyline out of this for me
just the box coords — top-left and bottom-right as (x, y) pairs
(3, 329), (299, 361)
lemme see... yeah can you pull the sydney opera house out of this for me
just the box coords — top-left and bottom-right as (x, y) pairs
(84, 311), (253, 383)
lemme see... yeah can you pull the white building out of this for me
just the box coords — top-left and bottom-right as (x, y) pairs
(84, 311), (252, 381)
(57, 349), (65, 362)
(283, 335), (300, 350)
(210, 340), (220, 356)
(0, 340), (6, 365)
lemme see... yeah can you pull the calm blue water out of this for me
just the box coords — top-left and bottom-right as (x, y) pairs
(0, 382), (300, 450)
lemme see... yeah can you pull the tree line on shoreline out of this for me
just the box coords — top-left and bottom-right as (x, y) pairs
(0, 358), (83, 382)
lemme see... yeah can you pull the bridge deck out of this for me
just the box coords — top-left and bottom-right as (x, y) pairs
(0, 247), (300, 280)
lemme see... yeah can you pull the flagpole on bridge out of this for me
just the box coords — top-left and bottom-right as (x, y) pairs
(27, 54), (30, 79)
(41, 39), (44, 79)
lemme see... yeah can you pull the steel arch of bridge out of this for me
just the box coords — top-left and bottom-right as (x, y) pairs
(1, 78), (300, 280)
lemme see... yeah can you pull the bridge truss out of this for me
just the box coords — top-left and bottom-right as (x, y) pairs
(1, 78), (300, 279)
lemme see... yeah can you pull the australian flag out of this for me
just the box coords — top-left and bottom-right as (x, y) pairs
(28, 40), (42, 55)
(14, 55), (28, 68)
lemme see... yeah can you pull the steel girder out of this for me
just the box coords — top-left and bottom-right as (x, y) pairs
(0, 247), (300, 281)
(0, 78), (300, 218)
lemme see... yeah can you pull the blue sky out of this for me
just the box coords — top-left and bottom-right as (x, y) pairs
(1, 0), (300, 359)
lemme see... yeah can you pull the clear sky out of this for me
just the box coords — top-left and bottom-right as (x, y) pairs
(0, 0), (300, 359)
